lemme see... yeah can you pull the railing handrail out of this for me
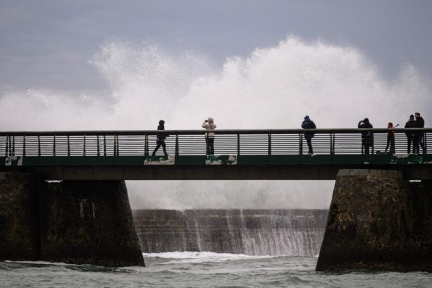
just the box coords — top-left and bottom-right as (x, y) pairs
(0, 128), (431, 136)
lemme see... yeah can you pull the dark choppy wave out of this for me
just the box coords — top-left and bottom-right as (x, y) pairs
(2, 253), (432, 287)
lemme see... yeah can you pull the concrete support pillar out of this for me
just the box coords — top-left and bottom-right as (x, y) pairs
(0, 173), (144, 267)
(0, 173), (35, 260)
(316, 169), (432, 272)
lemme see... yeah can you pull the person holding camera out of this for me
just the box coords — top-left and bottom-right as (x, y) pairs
(358, 118), (373, 154)
(202, 117), (217, 155)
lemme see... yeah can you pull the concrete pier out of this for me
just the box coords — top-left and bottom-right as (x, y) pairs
(316, 169), (432, 272)
(0, 173), (144, 267)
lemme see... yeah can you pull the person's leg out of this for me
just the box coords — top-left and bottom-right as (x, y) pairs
(206, 138), (210, 155)
(307, 138), (313, 154)
(365, 142), (370, 155)
(209, 138), (215, 155)
(407, 137), (412, 154)
(414, 136), (419, 154)
(152, 143), (161, 156)
(390, 138), (395, 154)
(385, 138), (390, 153)
(419, 135), (426, 153)
(162, 141), (168, 156)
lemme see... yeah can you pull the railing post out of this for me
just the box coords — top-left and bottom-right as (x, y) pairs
(268, 133), (271, 156)
(330, 133), (335, 155)
(97, 135), (100, 156)
(53, 135), (56, 156)
(5, 135), (9, 157)
(144, 135), (149, 156)
(114, 135), (119, 156)
(12, 136), (15, 156)
(299, 133), (303, 155)
(67, 135), (70, 156)
(23, 135), (26, 157)
(117, 135), (120, 156)
(83, 134), (86, 156)
(175, 134), (179, 157)
(237, 134), (240, 156)
(103, 135), (107, 156)
(38, 135), (41, 157)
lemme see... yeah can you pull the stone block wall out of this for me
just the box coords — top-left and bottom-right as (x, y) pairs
(0, 173), (144, 267)
(0, 173), (35, 260)
(39, 181), (144, 267)
(316, 169), (432, 272)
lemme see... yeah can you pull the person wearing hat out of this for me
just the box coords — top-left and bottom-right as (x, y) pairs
(301, 115), (316, 155)
(358, 118), (373, 154)
(152, 120), (168, 157)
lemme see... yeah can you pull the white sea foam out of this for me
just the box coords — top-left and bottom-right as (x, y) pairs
(143, 251), (276, 264)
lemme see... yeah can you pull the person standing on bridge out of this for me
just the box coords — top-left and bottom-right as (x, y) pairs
(202, 117), (217, 155)
(301, 115), (316, 155)
(152, 120), (168, 157)
(404, 115), (416, 154)
(385, 122), (396, 154)
(358, 118), (373, 155)
(414, 112), (425, 154)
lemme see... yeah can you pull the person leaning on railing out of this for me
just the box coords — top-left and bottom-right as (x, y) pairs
(301, 115), (316, 155)
(358, 118), (373, 155)
(202, 117), (217, 155)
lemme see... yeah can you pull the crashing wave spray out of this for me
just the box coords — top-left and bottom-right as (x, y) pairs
(0, 36), (430, 209)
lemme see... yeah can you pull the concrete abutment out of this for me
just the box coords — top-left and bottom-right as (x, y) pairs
(317, 169), (432, 272)
(0, 173), (144, 267)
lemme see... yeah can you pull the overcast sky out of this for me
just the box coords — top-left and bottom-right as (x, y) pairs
(1, 0), (432, 92)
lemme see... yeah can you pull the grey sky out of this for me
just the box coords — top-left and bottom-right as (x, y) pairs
(1, 0), (431, 92)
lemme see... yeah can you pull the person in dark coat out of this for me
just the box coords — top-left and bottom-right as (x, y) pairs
(358, 118), (373, 155)
(385, 122), (395, 154)
(404, 115), (416, 154)
(414, 112), (425, 154)
(152, 120), (168, 156)
(301, 115), (316, 155)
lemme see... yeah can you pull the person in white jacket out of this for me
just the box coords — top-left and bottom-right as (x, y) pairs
(202, 117), (217, 155)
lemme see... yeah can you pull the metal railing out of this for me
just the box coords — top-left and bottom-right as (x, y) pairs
(0, 128), (430, 158)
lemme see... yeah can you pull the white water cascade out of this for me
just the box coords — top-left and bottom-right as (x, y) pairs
(133, 209), (327, 256)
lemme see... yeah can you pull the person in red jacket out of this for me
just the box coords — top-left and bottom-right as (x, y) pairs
(385, 122), (395, 154)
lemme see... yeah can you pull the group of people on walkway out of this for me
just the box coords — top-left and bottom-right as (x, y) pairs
(152, 117), (217, 156)
(152, 113), (426, 156)
(356, 112), (426, 155)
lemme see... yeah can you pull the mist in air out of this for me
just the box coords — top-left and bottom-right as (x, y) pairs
(1, 36), (430, 209)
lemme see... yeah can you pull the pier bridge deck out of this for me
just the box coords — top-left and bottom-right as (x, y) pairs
(1, 128), (431, 180)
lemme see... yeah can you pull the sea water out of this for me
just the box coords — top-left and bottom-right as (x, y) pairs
(1, 252), (431, 287)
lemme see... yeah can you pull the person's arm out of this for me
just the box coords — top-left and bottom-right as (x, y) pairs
(202, 122), (209, 128)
